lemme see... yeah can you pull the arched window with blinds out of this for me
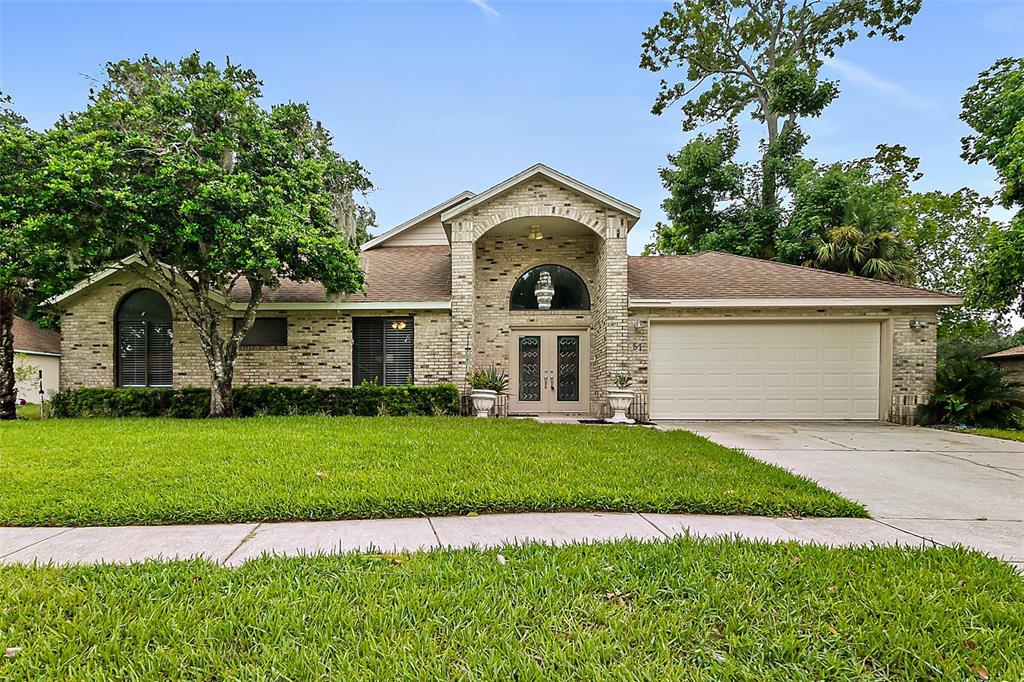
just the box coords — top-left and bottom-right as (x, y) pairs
(116, 289), (173, 387)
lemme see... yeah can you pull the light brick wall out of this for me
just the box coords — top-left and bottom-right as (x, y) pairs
(625, 306), (940, 424)
(472, 233), (597, 406)
(447, 176), (633, 410)
(58, 269), (452, 389)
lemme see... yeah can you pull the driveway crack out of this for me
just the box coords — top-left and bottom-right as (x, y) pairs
(0, 527), (74, 560)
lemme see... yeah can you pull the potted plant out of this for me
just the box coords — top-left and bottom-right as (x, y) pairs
(606, 373), (635, 424)
(466, 366), (509, 417)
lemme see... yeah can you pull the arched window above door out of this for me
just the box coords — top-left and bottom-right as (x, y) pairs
(116, 288), (173, 387)
(509, 265), (590, 311)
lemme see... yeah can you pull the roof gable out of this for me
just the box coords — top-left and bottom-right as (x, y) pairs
(439, 163), (641, 225)
(362, 191), (474, 251)
(628, 252), (963, 306)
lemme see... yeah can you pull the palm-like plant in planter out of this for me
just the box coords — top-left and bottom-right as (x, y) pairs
(607, 373), (634, 424)
(466, 367), (509, 418)
(917, 359), (1024, 428)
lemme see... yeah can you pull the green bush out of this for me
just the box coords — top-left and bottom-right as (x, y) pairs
(918, 358), (1024, 428)
(50, 384), (460, 419)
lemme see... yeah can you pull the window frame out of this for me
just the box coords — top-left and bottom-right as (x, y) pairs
(115, 288), (174, 388)
(352, 316), (415, 386)
(234, 317), (289, 348)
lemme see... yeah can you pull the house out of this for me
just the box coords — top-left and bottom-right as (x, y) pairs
(983, 345), (1024, 381)
(13, 316), (61, 403)
(47, 164), (962, 423)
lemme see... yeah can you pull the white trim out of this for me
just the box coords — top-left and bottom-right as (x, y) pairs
(361, 191), (475, 251)
(14, 348), (61, 358)
(439, 163), (642, 223)
(42, 254), (146, 306)
(42, 254), (229, 308)
(629, 296), (962, 308)
(230, 300), (452, 311)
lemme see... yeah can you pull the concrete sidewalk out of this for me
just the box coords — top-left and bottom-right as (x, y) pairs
(0, 511), (957, 568)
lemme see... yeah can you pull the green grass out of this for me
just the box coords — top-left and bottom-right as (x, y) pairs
(1, 538), (1020, 680)
(966, 428), (1024, 443)
(0, 416), (864, 525)
(13, 403), (39, 420)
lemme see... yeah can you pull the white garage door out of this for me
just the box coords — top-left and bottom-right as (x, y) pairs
(649, 320), (881, 420)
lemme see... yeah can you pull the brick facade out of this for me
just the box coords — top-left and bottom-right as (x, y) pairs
(56, 170), (948, 423)
(59, 268), (451, 390)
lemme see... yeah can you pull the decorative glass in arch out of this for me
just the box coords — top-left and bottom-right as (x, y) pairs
(509, 265), (590, 311)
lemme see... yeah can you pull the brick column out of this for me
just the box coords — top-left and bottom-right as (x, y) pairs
(602, 216), (630, 384)
(450, 219), (476, 389)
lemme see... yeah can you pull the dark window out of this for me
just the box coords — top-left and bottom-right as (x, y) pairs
(518, 335), (541, 401)
(116, 289), (173, 387)
(235, 318), (288, 347)
(509, 265), (590, 310)
(353, 317), (414, 386)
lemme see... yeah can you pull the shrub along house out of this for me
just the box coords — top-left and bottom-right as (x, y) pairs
(48, 164), (961, 423)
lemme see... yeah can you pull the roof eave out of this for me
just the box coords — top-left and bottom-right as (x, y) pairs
(628, 296), (963, 308)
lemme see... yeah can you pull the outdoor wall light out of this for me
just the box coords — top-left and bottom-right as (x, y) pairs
(634, 320), (646, 330)
(527, 224), (544, 240)
(909, 319), (923, 331)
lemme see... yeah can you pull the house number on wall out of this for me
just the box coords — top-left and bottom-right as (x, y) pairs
(632, 342), (645, 352)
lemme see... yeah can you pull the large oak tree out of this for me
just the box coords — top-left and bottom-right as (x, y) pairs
(47, 53), (371, 417)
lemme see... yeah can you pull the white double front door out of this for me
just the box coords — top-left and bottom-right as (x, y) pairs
(509, 329), (589, 414)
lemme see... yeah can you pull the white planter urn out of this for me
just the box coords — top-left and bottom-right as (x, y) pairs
(470, 389), (498, 418)
(606, 389), (635, 424)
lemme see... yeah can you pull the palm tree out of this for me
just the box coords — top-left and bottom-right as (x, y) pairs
(805, 200), (916, 284)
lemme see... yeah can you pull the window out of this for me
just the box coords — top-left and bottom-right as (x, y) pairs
(509, 265), (590, 310)
(116, 289), (173, 387)
(353, 317), (414, 386)
(235, 318), (288, 347)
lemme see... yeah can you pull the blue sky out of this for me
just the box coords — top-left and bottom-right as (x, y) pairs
(1, 0), (1021, 255)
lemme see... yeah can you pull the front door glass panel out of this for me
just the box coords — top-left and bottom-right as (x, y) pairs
(556, 335), (580, 402)
(518, 335), (541, 401)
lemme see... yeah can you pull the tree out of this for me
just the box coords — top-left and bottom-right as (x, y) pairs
(46, 53), (372, 417)
(961, 57), (1024, 318)
(641, 0), (921, 255)
(0, 94), (43, 419)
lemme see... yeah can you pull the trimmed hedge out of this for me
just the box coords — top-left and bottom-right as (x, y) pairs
(49, 384), (461, 419)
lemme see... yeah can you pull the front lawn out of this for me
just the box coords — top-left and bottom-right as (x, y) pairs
(1, 538), (1020, 680)
(0, 416), (863, 525)
(966, 428), (1024, 443)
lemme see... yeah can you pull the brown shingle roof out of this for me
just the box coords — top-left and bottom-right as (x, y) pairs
(983, 345), (1024, 360)
(628, 252), (961, 302)
(229, 245), (452, 303)
(13, 316), (61, 355)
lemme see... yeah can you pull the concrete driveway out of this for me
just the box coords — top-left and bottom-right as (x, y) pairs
(659, 421), (1024, 569)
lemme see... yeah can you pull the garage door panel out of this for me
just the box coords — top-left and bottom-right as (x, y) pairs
(649, 321), (881, 420)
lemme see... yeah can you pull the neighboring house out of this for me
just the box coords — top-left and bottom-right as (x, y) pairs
(46, 164), (961, 423)
(13, 316), (61, 404)
(983, 345), (1024, 381)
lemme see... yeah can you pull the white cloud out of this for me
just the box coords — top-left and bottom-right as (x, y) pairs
(824, 57), (932, 110)
(468, 0), (500, 16)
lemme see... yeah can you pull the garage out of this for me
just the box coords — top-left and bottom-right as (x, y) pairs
(648, 320), (882, 420)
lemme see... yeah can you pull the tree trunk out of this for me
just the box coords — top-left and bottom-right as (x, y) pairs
(761, 111), (779, 209)
(0, 288), (16, 420)
(206, 339), (235, 418)
(209, 370), (234, 418)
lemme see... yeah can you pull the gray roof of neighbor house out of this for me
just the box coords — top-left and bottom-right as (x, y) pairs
(13, 316), (61, 355)
(228, 245), (453, 303)
(983, 345), (1024, 360)
(627, 252), (962, 303)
